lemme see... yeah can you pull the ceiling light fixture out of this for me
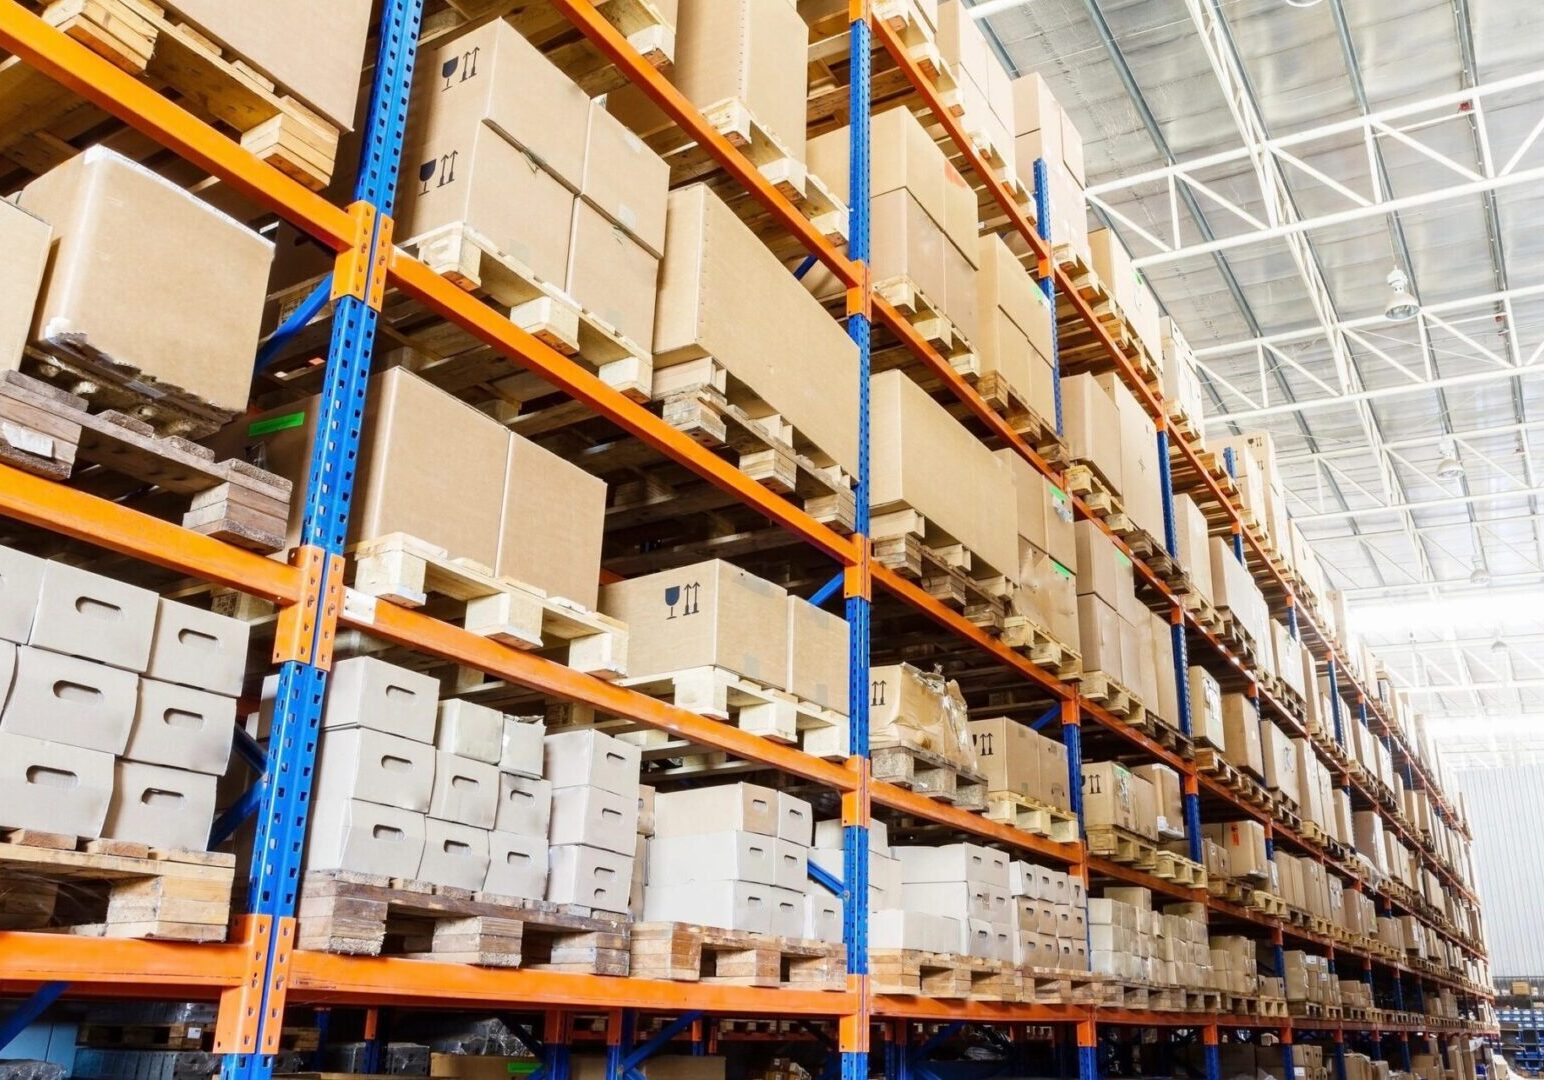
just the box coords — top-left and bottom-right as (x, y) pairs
(1437, 435), (1464, 480)
(967, 0), (1033, 17)
(1470, 559), (1491, 586)
(1384, 268), (1420, 322)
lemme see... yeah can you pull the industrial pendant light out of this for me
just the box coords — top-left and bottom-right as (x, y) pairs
(1384, 268), (1419, 322)
(1437, 435), (1464, 480)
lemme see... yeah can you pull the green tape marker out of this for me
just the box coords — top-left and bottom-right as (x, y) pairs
(1051, 560), (1074, 580)
(247, 411), (306, 437)
(1115, 551), (1131, 568)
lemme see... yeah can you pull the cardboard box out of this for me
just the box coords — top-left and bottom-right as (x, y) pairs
(566, 199), (660, 350)
(1148, 610), (1180, 730)
(804, 891), (842, 943)
(421, 817), (491, 890)
(500, 717), (546, 779)
(786, 596), (849, 715)
(894, 843), (1009, 886)
(499, 432), (606, 611)
(485, 830), (549, 900)
(1074, 519), (1135, 610)
(429, 751), (500, 830)
(941, 233), (981, 345)
(777, 791), (814, 846)
(809, 106), (948, 233)
(601, 560), (788, 686)
(30, 561), (156, 673)
(903, 881), (1011, 927)
(1082, 761), (1135, 832)
(18, 148), (273, 415)
(123, 678), (235, 775)
(654, 782), (779, 837)
(1076, 594), (1123, 682)
(1089, 230), (1161, 359)
(1092, 371), (1163, 541)
(1189, 666), (1224, 749)
(654, 184), (859, 474)
(1207, 819), (1270, 881)
(435, 700), (503, 765)
(2, 645), (135, 754)
(580, 97), (669, 257)
(321, 656), (438, 743)
(305, 798), (425, 877)
(494, 774), (552, 838)
(1013, 551), (1079, 649)
(868, 663), (976, 774)
(314, 727), (435, 813)
(1260, 720), (1300, 806)
(407, 20), (588, 190)
(548, 843), (633, 913)
(0, 731), (112, 836)
(104, 760), (217, 850)
(870, 908), (960, 952)
(146, 599), (248, 696)
(1039, 735), (1070, 811)
(644, 879), (776, 934)
(549, 784), (637, 854)
(869, 187), (948, 311)
(649, 830), (778, 885)
(542, 729), (640, 796)
(871, 369), (1017, 577)
(0, 201), (52, 371)
(1220, 693), (1265, 779)
(772, 837), (807, 891)
(968, 716), (1041, 799)
(1174, 494), (1213, 603)
(1131, 764), (1184, 840)
(158, 0), (372, 130)
(1011, 72), (1085, 185)
(995, 447), (1076, 569)
(1059, 374), (1122, 493)
(935, 1), (993, 92)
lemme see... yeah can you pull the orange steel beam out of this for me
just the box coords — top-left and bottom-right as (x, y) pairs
(390, 253), (861, 568)
(871, 778), (1083, 865)
(0, 932), (251, 992)
(547, 0), (857, 289)
(871, 563), (1072, 699)
(1087, 856), (1205, 903)
(870, 997), (1090, 1022)
(1079, 697), (1189, 772)
(0, 463), (301, 603)
(0, 2), (353, 250)
(288, 951), (857, 1015)
(354, 598), (858, 791)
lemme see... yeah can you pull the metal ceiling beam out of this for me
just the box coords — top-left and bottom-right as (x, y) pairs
(1293, 484), (1544, 523)
(1204, 362), (1536, 423)
(1277, 419), (1544, 464)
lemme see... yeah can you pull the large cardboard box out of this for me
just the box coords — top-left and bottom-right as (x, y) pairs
(580, 97), (669, 257)
(314, 727), (436, 813)
(1074, 519), (1133, 610)
(30, 560), (157, 672)
(968, 716), (1040, 799)
(2, 646), (135, 755)
(0, 201), (50, 370)
(1189, 666), (1224, 749)
(158, 1), (371, 130)
(543, 729), (641, 796)
(655, 185), (858, 474)
(995, 451), (1075, 569)
(104, 761), (217, 851)
(1206, 819), (1269, 881)
(1174, 494), (1213, 603)
(0, 731), (112, 837)
(1093, 372), (1163, 541)
(18, 147), (273, 415)
(1089, 230), (1161, 360)
(1260, 720), (1300, 807)
(485, 832), (548, 900)
(976, 234), (1054, 407)
(1082, 761), (1135, 832)
(146, 598), (249, 697)
(644, 879), (777, 934)
(870, 187), (948, 311)
(305, 798), (426, 877)
(1059, 374), (1122, 493)
(124, 679), (235, 776)
(809, 106), (948, 238)
(1039, 735), (1070, 810)
(869, 664), (976, 774)
(649, 830), (777, 885)
(1011, 72), (1085, 185)
(1148, 610), (1180, 729)
(871, 370), (1017, 577)
(786, 596), (849, 715)
(549, 784), (638, 854)
(0, 547), (42, 646)
(654, 782), (779, 838)
(499, 432), (606, 610)
(894, 843), (1009, 886)
(1129, 773), (1157, 841)
(1077, 595), (1122, 682)
(1011, 152), (1088, 267)
(601, 560), (788, 686)
(1014, 552), (1079, 648)
(1131, 764), (1183, 840)
(320, 656), (438, 743)
(565, 199), (660, 351)
(1220, 692), (1265, 779)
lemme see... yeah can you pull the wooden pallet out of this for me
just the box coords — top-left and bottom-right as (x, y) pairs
(489, 0), (674, 95)
(348, 532), (629, 680)
(1194, 747), (1271, 808)
(983, 791), (1079, 844)
(869, 950), (1015, 1000)
(1073, 669), (1145, 725)
(1061, 461), (1124, 522)
(999, 612), (1082, 680)
(1183, 589), (1225, 636)
(870, 743), (986, 811)
(0, 0), (341, 190)
(0, 370), (292, 550)
(1052, 248), (1160, 383)
(1151, 849), (1208, 889)
(872, 274), (976, 373)
(629, 922), (845, 990)
(78, 1021), (210, 1052)
(1098, 980), (1151, 1010)
(1247, 890), (1289, 918)
(1132, 710), (1193, 758)
(870, 506), (1013, 624)
(1258, 996), (1291, 1018)
(0, 829), (234, 941)
(1085, 825), (1157, 870)
(958, 370), (1065, 459)
(294, 870), (630, 974)
(1021, 966), (1103, 1005)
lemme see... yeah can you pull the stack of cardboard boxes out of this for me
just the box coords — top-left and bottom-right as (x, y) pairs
(1203, 819), (1272, 889)
(1088, 888), (1208, 986)
(1061, 373), (1166, 546)
(1283, 949), (1338, 1007)
(1007, 860), (1088, 970)
(936, 1), (1016, 183)
(0, 551), (248, 851)
(1010, 73), (1088, 267)
(996, 450), (1079, 650)
(1209, 535), (1271, 657)
(967, 716), (1072, 813)
(1159, 316), (1207, 433)
(545, 730), (641, 916)
(1206, 934), (1260, 997)
(1214, 432), (1292, 559)
(1087, 229), (1162, 375)
(644, 783), (829, 941)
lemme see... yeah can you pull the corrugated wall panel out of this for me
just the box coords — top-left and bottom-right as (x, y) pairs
(1457, 766), (1544, 977)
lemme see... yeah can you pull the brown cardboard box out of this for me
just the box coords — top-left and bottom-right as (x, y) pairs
(809, 106), (947, 233)
(1220, 692), (1265, 779)
(1205, 819), (1269, 880)
(1010, 72), (1085, 186)
(0, 201), (50, 370)
(941, 161), (978, 263)
(1077, 595), (1122, 682)
(158, 0), (372, 130)
(1260, 719), (1300, 806)
(871, 188), (948, 309)
(871, 370), (1017, 577)
(1011, 153), (1088, 266)
(1039, 734), (1069, 810)
(1118, 617), (1144, 696)
(0, 731), (113, 837)
(600, 560), (789, 686)
(1088, 230), (1161, 358)
(869, 664), (975, 773)
(1082, 761), (1134, 832)
(786, 595), (849, 715)
(975, 233), (1047, 400)
(580, 97), (669, 257)
(1059, 374), (1122, 492)
(1073, 519), (1134, 610)
(968, 716), (1041, 799)
(1093, 372), (1163, 540)
(1175, 493), (1213, 603)
(18, 148), (273, 415)
(1188, 666), (1224, 749)
(942, 236), (981, 345)
(1148, 610), (1180, 729)
(655, 185), (859, 474)
(995, 449), (1076, 569)
(566, 199), (659, 349)
(499, 433), (606, 610)
(935, 1), (993, 93)
(1129, 773), (1157, 841)
(408, 21), (589, 189)
(1014, 551), (1078, 646)
(1132, 764), (1183, 840)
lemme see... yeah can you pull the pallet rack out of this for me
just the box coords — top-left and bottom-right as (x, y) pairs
(0, 4), (1493, 1080)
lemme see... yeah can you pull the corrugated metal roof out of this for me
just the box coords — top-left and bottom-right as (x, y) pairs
(1457, 766), (1543, 975)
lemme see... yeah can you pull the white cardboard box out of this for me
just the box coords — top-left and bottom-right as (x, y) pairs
(428, 751), (499, 829)
(0, 731), (112, 836)
(870, 908), (960, 953)
(902, 881), (1011, 924)
(643, 879), (774, 934)
(773, 837), (808, 891)
(485, 830), (548, 900)
(304, 798), (425, 877)
(314, 727), (435, 813)
(804, 890), (841, 944)
(419, 817), (491, 890)
(436, 699), (504, 765)
(322, 656), (438, 743)
(146, 598), (249, 695)
(494, 773), (552, 837)
(501, 717), (546, 778)
(654, 782), (779, 838)
(548, 843), (633, 914)
(30, 561), (156, 672)
(104, 760), (217, 850)
(893, 843), (1009, 887)
(0, 546), (44, 645)
(777, 790), (814, 846)
(542, 728), (640, 796)
(124, 678), (235, 775)
(548, 784), (638, 854)
(2, 645), (136, 755)
(768, 886), (805, 938)
(814, 817), (888, 850)
(648, 830), (776, 885)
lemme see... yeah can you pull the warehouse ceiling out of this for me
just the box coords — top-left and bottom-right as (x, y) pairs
(968, 0), (1544, 767)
